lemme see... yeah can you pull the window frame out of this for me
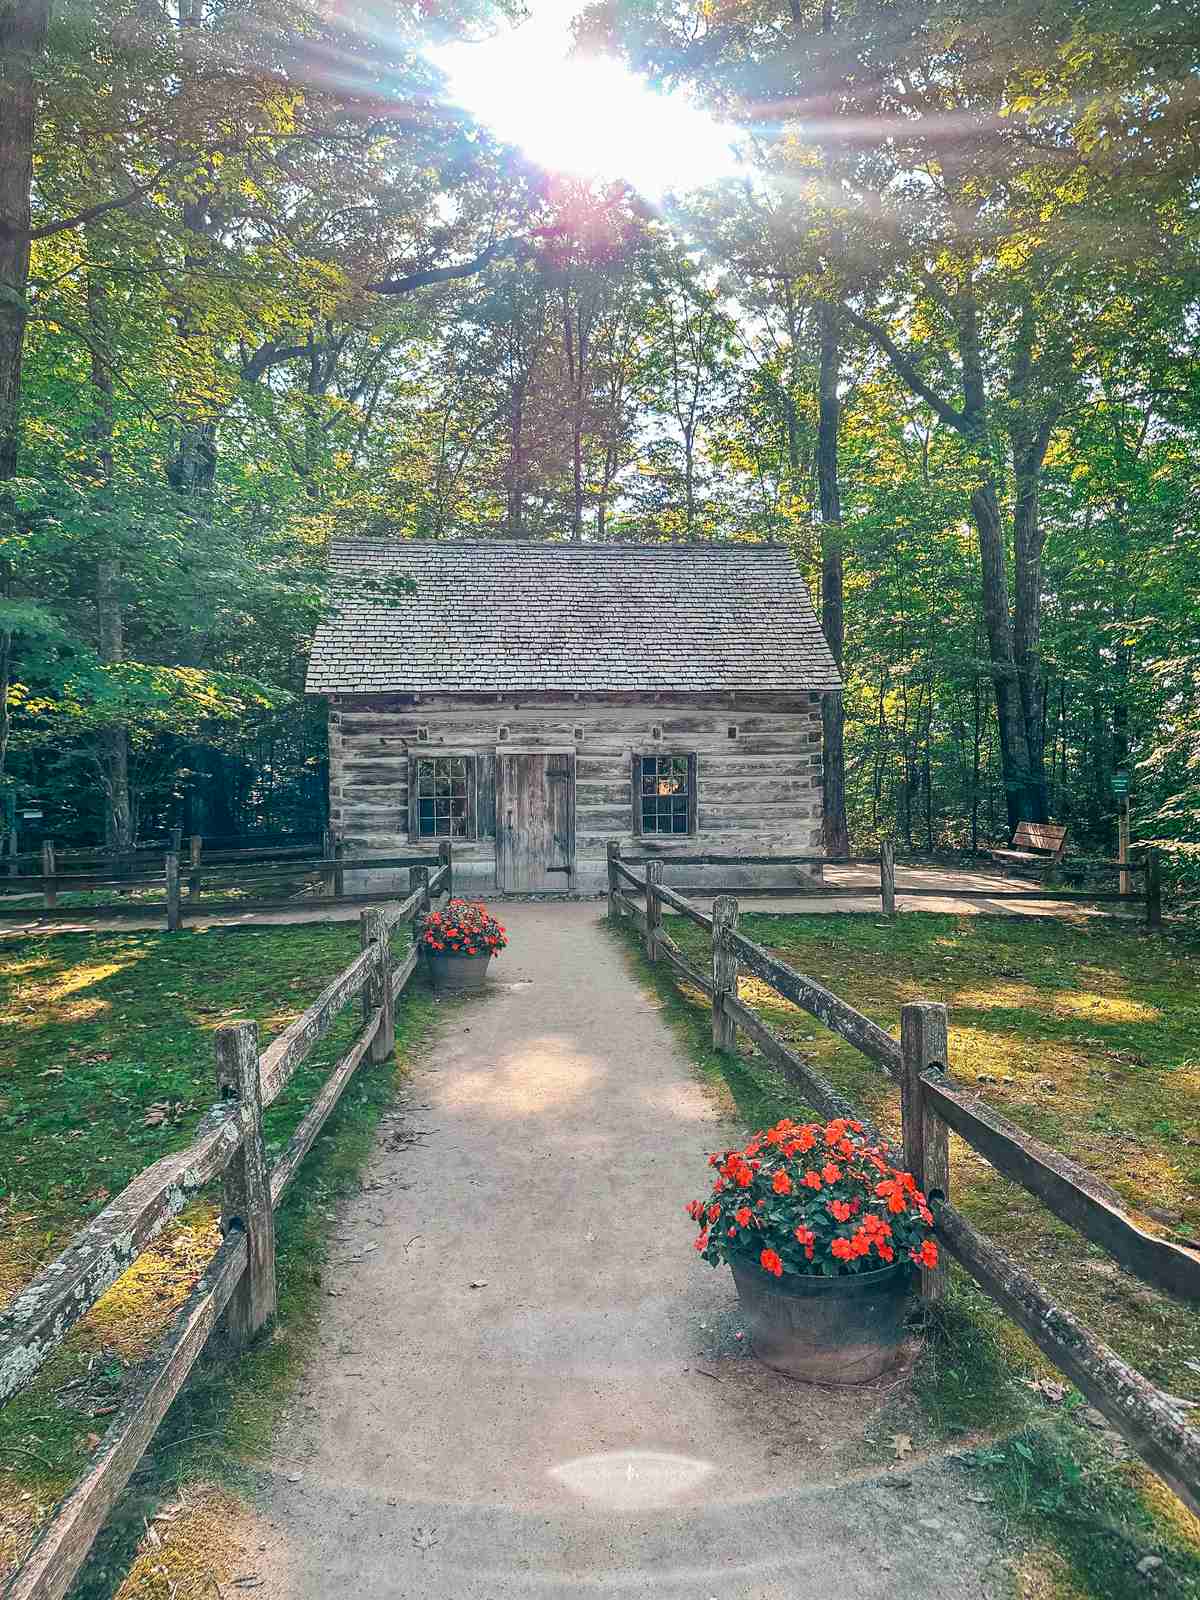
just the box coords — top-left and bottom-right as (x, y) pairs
(408, 753), (478, 842)
(633, 751), (698, 838)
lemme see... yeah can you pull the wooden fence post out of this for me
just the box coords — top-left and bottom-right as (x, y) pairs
(900, 1001), (950, 1302)
(333, 837), (345, 898)
(411, 864), (430, 915)
(188, 834), (202, 899)
(321, 829), (334, 897)
(165, 851), (181, 932)
(42, 839), (56, 910)
(1146, 848), (1162, 930)
(438, 840), (453, 900)
(880, 839), (896, 917)
(360, 909), (395, 1062)
(644, 861), (662, 959)
(214, 1021), (276, 1345)
(606, 839), (621, 920)
(711, 895), (740, 1053)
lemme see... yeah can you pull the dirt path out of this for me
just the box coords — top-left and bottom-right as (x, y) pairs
(231, 903), (1006, 1600)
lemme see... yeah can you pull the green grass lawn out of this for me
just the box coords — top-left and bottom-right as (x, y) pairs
(618, 909), (1200, 1600)
(0, 922), (439, 1590)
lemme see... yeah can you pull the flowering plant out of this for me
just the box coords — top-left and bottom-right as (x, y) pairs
(687, 1117), (938, 1280)
(417, 898), (508, 959)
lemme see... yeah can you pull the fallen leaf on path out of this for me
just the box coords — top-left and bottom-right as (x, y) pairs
(468, 1280), (488, 1289)
(891, 1433), (914, 1460)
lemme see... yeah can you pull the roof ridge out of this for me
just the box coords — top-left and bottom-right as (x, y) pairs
(328, 538), (792, 554)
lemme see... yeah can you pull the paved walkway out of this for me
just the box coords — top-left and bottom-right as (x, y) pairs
(233, 903), (1003, 1600)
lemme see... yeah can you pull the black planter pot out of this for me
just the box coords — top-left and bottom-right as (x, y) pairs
(426, 951), (492, 991)
(729, 1254), (915, 1384)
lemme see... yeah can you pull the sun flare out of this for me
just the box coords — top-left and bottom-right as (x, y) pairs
(431, 10), (742, 199)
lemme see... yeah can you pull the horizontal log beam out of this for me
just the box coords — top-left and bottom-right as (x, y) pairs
(727, 929), (902, 1079)
(721, 992), (883, 1140)
(654, 882), (714, 930)
(894, 887), (1137, 903)
(269, 1015), (380, 1209)
(923, 1071), (1200, 1300)
(0, 1101), (243, 1404)
(621, 853), (868, 867)
(612, 891), (648, 933)
(378, 887), (424, 930)
(933, 1199), (1200, 1520)
(391, 942), (420, 999)
(4, 1231), (248, 1600)
(258, 949), (374, 1106)
(655, 929), (714, 994)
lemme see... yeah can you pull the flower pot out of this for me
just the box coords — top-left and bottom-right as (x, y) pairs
(729, 1254), (915, 1385)
(426, 950), (492, 991)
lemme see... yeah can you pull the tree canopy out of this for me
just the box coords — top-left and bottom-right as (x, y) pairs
(0, 0), (1196, 887)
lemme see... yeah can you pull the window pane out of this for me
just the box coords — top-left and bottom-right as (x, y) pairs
(639, 753), (692, 835)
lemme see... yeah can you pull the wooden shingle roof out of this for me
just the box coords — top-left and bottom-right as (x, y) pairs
(305, 539), (841, 695)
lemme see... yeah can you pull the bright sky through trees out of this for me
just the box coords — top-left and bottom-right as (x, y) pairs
(430, 0), (743, 199)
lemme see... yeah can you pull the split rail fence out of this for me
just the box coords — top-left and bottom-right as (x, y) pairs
(0, 861), (449, 1600)
(0, 837), (455, 929)
(607, 842), (1200, 1518)
(616, 840), (1161, 927)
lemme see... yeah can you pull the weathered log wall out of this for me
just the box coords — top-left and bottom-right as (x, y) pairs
(328, 691), (826, 893)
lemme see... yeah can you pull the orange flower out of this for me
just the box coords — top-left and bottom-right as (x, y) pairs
(802, 1170), (823, 1190)
(822, 1162), (841, 1185)
(735, 1206), (752, 1228)
(829, 1199), (854, 1223)
(875, 1178), (908, 1214)
(707, 1203), (721, 1223)
(695, 1230), (709, 1252)
(910, 1239), (939, 1270)
(830, 1237), (855, 1261)
(771, 1170), (792, 1195)
(760, 1248), (784, 1278)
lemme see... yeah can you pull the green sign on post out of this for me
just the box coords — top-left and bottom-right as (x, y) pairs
(1111, 771), (1130, 796)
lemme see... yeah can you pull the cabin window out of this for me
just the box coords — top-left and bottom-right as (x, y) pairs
(635, 753), (697, 836)
(412, 755), (474, 839)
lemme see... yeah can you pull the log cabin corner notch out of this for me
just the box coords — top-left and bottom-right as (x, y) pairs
(305, 540), (842, 896)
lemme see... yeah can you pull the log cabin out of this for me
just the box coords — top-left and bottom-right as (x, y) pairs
(306, 540), (841, 895)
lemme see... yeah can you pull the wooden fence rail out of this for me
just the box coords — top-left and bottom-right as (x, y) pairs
(0, 847), (453, 931)
(608, 841), (1200, 1519)
(604, 839), (1162, 925)
(0, 872), (447, 1600)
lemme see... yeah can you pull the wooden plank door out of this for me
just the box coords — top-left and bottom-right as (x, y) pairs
(496, 752), (575, 892)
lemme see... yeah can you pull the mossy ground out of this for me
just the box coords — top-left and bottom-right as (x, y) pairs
(0, 922), (444, 1596)
(610, 908), (1200, 1600)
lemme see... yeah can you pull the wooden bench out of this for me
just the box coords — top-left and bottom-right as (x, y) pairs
(988, 821), (1068, 868)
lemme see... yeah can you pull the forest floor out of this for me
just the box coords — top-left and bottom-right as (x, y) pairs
(0, 908), (1196, 1599)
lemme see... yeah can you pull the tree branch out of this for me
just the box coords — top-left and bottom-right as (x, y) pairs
(838, 302), (967, 432)
(365, 237), (517, 296)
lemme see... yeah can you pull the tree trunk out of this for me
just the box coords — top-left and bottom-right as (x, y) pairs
(0, 0), (49, 479)
(816, 304), (850, 856)
(1011, 442), (1050, 822)
(970, 479), (1033, 833)
(86, 266), (133, 851)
